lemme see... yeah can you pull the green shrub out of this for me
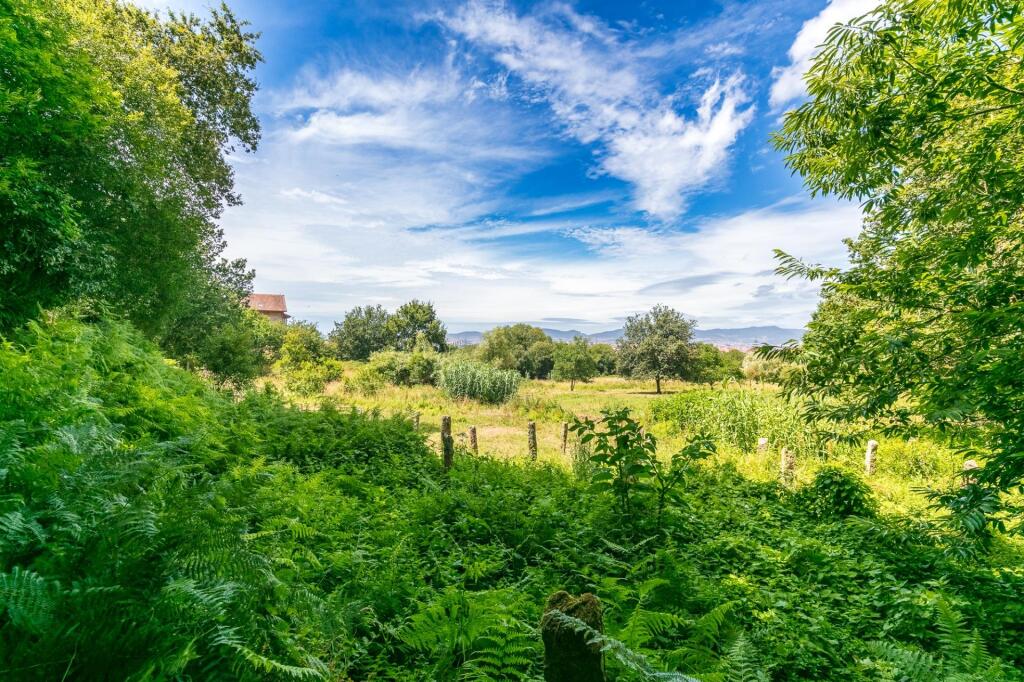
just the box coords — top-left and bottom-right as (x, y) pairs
(650, 388), (829, 457)
(281, 359), (343, 396)
(359, 349), (439, 387)
(801, 466), (877, 518)
(438, 359), (520, 403)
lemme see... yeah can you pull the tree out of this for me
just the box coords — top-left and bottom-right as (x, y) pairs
(721, 349), (745, 380)
(329, 304), (394, 360)
(387, 300), (447, 352)
(771, 0), (1024, 530)
(278, 321), (327, 370)
(0, 0), (261, 334)
(687, 343), (726, 384)
(477, 324), (551, 375)
(522, 339), (556, 379)
(616, 305), (695, 393)
(551, 338), (598, 390)
(588, 343), (618, 375)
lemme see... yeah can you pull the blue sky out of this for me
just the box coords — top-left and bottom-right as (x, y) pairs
(140, 0), (875, 332)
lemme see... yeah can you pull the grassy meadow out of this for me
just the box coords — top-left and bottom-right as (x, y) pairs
(279, 368), (971, 521)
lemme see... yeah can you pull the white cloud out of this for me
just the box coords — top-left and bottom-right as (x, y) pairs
(770, 0), (878, 109)
(437, 1), (754, 219)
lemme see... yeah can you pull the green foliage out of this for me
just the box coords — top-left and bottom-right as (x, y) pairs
(522, 339), (557, 379)
(478, 324), (553, 377)
(438, 359), (521, 404)
(551, 337), (599, 390)
(617, 305), (696, 393)
(359, 348), (440, 387)
(589, 342), (619, 375)
(2, 315), (1023, 680)
(741, 353), (793, 384)
(801, 467), (877, 519)
(278, 321), (328, 369)
(771, 0), (1024, 530)
(328, 304), (393, 360)
(651, 388), (826, 457)
(0, 0), (260, 342)
(572, 409), (714, 527)
(387, 300), (447, 352)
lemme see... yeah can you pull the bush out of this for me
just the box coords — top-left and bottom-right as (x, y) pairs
(359, 348), (439, 387)
(281, 359), (343, 396)
(801, 466), (877, 518)
(650, 388), (827, 457)
(438, 359), (520, 403)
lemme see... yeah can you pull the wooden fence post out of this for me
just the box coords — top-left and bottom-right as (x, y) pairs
(412, 412), (420, 430)
(469, 426), (478, 454)
(528, 421), (538, 460)
(561, 422), (569, 456)
(757, 437), (768, 454)
(540, 592), (605, 681)
(864, 439), (878, 476)
(441, 416), (453, 470)
(780, 447), (795, 487)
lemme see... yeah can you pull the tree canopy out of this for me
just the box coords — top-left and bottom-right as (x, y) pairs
(772, 0), (1024, 534)
(1, 0), (263, 381)
(477, 324), (552, 376)
(387, 300), (447, 352)
(616, 305), (695, 393)
(551, 338), (598, 390)
(329, 304), (393, 360)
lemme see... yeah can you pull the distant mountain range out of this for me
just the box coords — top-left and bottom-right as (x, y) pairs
(447, 325), (804, 349)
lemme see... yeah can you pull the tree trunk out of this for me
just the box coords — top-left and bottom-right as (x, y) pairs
(570, 378), (575, 391)
(655, 376), (661, 394)
(541, 592), (605, 681)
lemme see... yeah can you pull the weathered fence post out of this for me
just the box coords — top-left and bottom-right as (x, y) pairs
(962, 459), (980, 487)
(412, 412), (420, 430)
(780, 447), (795, 487)
(540, 591), (605, 682)
(528, 421), (538, 460)
(864, 439), (879, 476)
(561, 422), (569, 456)
(757, 437), (768, 454)
(469, 426), (478, 454)
(441, 416), (453, 470)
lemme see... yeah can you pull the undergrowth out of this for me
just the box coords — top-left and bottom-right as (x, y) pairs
(0, 316), (1022, 680)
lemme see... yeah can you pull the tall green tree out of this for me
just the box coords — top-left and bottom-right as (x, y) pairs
(522, 339), (557, 379)
(588, 343), (618, 375)
(772, 0), (1024, 532)
(477, 324), (552, 375)
(387, 300), (447, 352)
(617, 305), (695, 394)
(329, 304), (394, 360)
(551, 338), (598, 390)
(687, 343), (726, 384)
(0, 0), (261, 342)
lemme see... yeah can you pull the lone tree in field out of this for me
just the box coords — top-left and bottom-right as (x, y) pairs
(328, 304), (392, 360)
(551, 338), (598, 391)
(771, 0), (1024, 533)
(616, 305), (695, 394)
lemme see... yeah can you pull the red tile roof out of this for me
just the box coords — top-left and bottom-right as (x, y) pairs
(246, 293), (288, 313)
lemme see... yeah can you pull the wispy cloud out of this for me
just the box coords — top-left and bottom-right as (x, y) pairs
(436, 1), (754, 219)
(769, 0), (878, 109)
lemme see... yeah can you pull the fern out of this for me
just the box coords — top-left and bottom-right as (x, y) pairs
(0, 566), (56, 632)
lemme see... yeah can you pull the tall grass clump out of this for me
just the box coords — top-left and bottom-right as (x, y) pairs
(650, 387), (835, 457)
(438, 359), (520, 404)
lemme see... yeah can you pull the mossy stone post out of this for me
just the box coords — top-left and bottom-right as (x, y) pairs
(540, 591), (605, 681)
(469, 425), (478, 454)
(780, 447), (795, 487)
(864, 439), (878, 476)
(561, 422), (569, 456)
(757, 437), (768, 454)
(441, 416), (454, 470)
(528, 421), (538, 460)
